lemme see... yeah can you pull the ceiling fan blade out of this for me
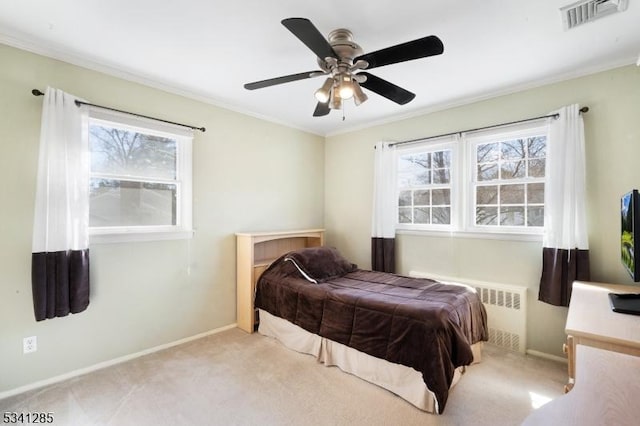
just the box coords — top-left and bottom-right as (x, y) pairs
(354, 35), (444, 70)
(244, 70), (324, 90)
(358, 72), (415, 105)
(281, 18), (338, 60)
(313, 102), (330, 117)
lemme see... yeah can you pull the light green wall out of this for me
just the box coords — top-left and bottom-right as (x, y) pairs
(325, 65), (640, 357)
(2, 39), (639, 394)
(0, 44), (324, 393)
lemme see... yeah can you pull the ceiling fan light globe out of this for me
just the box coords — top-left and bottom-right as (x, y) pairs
(314, 89), (330, 103)
(339, 85), (354, 99)
(315, 77), (334, 103)
(338, 75), (354, 99)
(330, 89), (342, 110)
(353, 82), (368, 106)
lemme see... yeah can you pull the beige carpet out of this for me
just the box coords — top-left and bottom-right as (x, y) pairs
(0, 328), (566, 425)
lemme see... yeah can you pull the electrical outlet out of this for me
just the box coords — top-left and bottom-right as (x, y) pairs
(23, 336), (37, 354)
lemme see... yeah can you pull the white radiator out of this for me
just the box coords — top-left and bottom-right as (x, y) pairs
(409, 271), (527, 353)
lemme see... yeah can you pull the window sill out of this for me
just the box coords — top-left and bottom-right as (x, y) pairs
(396, 228), (543, 242)
(89, 229), (194, 244)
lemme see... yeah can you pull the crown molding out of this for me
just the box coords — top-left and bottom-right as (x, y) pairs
(2, 29), (636, 140)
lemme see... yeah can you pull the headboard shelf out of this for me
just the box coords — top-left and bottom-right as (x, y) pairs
(236, 229), (324, 333)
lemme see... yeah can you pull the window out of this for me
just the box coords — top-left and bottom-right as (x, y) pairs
(396, 137), (457, 230)
(395, 121), (548, 237)
(88, 109), (193, 242)
(467, 125), (547, 233)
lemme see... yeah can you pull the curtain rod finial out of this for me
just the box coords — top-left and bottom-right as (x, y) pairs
(32, 89), (44, 96)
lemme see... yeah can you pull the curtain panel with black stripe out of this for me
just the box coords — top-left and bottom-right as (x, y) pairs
(538, 104), (590, 306)
(372, 142), (397, 273)
(32, 87), (91, 321)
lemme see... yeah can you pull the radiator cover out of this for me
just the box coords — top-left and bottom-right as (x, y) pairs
(409, 271), (527, 353)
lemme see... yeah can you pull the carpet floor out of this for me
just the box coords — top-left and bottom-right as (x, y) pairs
(0, 328), (567, 425)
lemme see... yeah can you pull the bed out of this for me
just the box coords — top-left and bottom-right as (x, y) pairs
(254, 246), (488, 414)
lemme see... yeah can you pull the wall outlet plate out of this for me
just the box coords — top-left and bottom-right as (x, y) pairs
(23, 336), (37, 354)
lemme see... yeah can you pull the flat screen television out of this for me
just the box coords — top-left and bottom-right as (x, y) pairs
(621, 189), (640, 282)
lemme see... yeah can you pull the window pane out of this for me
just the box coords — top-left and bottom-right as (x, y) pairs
(500, 206), (525, 226)
(477, 185), (498, 205)
(409, 153), (431, 169)
(414, 207), (430, 224)
(399, 190), (412, 206)
(432, 207), (450, 224)
(90, 178), (176, 227)
(432, 188), (450, 205)
(501, 140), (526, 160)
(432, 150), (451, 168)
(529, 159), (546, 178)
(528, 136), (546, 158)
(398, 207), (412, 224)
(433, 169), (450, 184)
(90, 125), (177, 179)
(501, 161), (526, 179)
(527, 183), (545, 204)
(478, 164), (498, 181)
(527, 206), (544, 226)
(477, 143), (499, 162)
(500, 184), (525, 204)
(476, 207), (498, 225)
(414, 190), (430, 205)
(398, 153), (431, 186)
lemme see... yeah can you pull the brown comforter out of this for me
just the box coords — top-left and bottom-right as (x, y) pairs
(254, 249), (488, 413)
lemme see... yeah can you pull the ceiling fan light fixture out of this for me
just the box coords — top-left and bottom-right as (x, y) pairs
(314, 77), (334, 103)
(330, 88), (342, 110)
(338, 74), (354, 99)
(353, 81), (368, 106)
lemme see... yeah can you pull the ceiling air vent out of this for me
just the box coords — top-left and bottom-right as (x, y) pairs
(561, 0), (629, 30)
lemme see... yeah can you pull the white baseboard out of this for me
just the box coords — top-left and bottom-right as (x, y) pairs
(526, 349), (568, 364)
(0, 323), (237, 401)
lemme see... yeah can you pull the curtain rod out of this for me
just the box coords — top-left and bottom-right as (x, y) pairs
(388, 106), (589, 148)
(31, 89), (206, 132)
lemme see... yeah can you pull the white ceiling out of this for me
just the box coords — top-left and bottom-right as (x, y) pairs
(1, 0), (639, 136)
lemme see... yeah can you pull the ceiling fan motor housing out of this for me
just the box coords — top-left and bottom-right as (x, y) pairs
(318, 28), (364, 72)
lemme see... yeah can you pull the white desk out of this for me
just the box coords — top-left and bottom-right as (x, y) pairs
(564, 281), (640, 388)
(523, 281), (640, 425)
(522, 344), (640, 425)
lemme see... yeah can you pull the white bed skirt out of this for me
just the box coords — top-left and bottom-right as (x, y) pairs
(257, 309), (482, 414)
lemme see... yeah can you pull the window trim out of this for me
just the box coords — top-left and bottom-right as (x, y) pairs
(87, 108), (193, 244)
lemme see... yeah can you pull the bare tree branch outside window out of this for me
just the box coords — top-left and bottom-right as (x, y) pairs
(397, 149), (452, 225)
(474, 136), (546, 227)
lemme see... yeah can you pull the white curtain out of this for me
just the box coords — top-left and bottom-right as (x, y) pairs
(371, 142), (397, 272)
(539, 104), (590, 306)
(32, 87), (91, 320)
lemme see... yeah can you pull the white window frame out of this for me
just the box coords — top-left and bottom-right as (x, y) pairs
(87, 108), (193, 244)
(395, 135), (459, 232)
(394, 120), (549, 240)
(463, 122), (548, 236)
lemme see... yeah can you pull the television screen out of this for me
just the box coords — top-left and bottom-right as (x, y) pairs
(621, 189), (640, 282)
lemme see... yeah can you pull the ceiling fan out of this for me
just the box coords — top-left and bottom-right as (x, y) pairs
(244, 18), (444, 117)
